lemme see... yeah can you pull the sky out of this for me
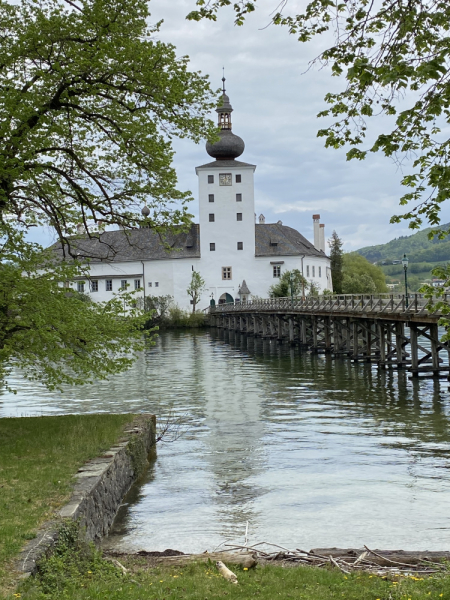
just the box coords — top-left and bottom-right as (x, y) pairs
(142, 0), (450, 252)
(27, 0), (450, 252)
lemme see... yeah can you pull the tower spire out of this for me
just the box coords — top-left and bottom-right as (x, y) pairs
(217, 72), (232, 131)
(222, 67), (226, 94)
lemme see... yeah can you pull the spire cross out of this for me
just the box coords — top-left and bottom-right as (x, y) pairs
(222, 67), (226, 93)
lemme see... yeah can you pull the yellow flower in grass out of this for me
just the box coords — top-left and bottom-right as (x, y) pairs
(243, 568), (248, 571)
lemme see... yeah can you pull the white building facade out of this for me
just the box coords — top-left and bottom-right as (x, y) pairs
(61, 84), (332, 310)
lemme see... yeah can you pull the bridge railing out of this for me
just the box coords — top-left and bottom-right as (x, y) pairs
(209, 293), (449, 316)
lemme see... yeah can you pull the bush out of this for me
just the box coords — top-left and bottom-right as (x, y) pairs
(165, 305), (206, 328)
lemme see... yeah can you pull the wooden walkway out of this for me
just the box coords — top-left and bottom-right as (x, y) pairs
(208, 294), (450, 378)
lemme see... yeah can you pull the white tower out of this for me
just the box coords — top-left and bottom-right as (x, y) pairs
(195, 77), (256, 303)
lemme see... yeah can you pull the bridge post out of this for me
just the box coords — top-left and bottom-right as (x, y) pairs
(261, 315), (267, 338)
(300, 318), (307, 346)
(324, 317), (332, 353)
(430, 323), (440, 375)
(378, 321), (386, 368)
(395, 322), (406, 367)
(410, 322), (419, 376)
(277, 316), (283, 343)
(351, 320), (359, 361)
(311, 316), (318, 352)
(289, 317), (295, 345)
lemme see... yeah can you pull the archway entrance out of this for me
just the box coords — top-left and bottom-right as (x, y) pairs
(218, 292), (234, 305)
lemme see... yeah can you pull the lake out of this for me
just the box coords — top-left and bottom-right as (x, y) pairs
(1, 328), (450, 552)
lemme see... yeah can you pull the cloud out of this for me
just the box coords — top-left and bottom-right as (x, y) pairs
(148, 0), (450, 251)
(28, 0), (450, 250)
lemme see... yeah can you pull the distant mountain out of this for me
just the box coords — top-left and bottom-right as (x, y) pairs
(356, 224), (450, 264)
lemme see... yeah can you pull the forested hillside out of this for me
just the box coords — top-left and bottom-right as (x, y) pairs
(357, 224), (450, 264)
(356, 225), (450, 291)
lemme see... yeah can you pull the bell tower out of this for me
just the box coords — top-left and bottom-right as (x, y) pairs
(195, 78), (256, 300)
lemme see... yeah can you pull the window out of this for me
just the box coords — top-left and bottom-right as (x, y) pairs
(236, 213), (242, 221)
(210, 243), (215, 251)
(236, 193), (242, 202)
(208, 175), (214, 184)
(77, 281), (85, 293)
(120, 279), (127, 290)
(222, 267), (232, 280)
(64, 281), (70, 288)
(306, 266), (310, 277)
(319, 266), (322, 277)
(134, 279), (141, 290)
(209, 213), (215, 222)
(148, 281), (152, 287)
(236, 174), (242, 183)
(237, 242), (243, 250)
(106, 279), (113, 291)
(209, 194), (214, 202)
(312, 266), (315, 278)
(273, 265), (281, 278)
(91, 280), (98, 292)
(155, 282), (159, 288)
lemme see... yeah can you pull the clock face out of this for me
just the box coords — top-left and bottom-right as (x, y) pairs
(219, 173), (232, 186)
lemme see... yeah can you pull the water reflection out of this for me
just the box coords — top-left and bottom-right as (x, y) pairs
(2, 329), (450, 551)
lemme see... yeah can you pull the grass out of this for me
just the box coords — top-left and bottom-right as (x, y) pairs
(0, 414), (133, 592)
(10, 530), (450, 600)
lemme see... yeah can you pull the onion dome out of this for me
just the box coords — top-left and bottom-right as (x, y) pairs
(141, 205), (150, 217)
(206, 75), (245, 160)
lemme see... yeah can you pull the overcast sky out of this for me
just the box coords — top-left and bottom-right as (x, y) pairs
(28, 0), (450, 251)
(142, 0), (450, 252)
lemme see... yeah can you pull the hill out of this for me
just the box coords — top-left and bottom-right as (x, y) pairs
(356, 224), (450, 264)
(355, 224), (450, 291)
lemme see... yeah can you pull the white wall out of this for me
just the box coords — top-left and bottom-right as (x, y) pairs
(75, 160), (332, 310)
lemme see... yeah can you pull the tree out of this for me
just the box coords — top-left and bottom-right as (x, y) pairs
(328, 231), (344, 294)
(142, 295), (174, 328)
(2, 0), (216, 250)
(187, 1), (450, 234)
(187, 271), (205, 312)
(342, 253), (388, 294)
(0, 236), (149, 391)
(269, 269), (308, 298)
(0, 0), (216, 388)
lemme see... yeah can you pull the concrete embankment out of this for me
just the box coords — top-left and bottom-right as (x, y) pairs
(17, 414), (156, 577)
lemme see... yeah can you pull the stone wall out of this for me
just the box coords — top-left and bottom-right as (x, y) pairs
(17, 414), (156, 576)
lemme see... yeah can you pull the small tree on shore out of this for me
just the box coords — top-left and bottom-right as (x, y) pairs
(269, 269), (308, 298)
(187, 271), (205, 313)
(328, 231), (344, 294)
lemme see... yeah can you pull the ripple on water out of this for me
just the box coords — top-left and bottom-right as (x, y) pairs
(2, 328), (450, 551)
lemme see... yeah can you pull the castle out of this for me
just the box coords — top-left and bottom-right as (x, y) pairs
(58, 80), (332, 310)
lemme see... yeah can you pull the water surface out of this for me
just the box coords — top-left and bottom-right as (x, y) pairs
(1, 329), (450, 552)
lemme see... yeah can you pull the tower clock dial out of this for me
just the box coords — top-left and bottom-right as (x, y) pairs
(219, 173), (232, 186)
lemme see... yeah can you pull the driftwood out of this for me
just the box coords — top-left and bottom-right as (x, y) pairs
(220, 542), (450, 575)
(107, 550), (257, 569)
(311, 547), (450, 567)
(106, 543), (450, 576)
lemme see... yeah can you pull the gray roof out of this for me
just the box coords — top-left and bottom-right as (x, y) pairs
(196, 159), (256, 169)
(51, 224), (200, 262)
(238, 279), (251, 295)
(51, 221), (325, 263)
(255, 223), (326, 258)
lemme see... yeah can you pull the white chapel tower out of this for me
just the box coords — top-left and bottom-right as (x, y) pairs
(195, 77), (257, 303)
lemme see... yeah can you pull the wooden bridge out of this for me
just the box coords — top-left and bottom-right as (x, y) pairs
(208, 294), (450, 378)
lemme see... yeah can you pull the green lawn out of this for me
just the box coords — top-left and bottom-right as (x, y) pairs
(0, 414), (133, 592)
(15, 545), (450, 600)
